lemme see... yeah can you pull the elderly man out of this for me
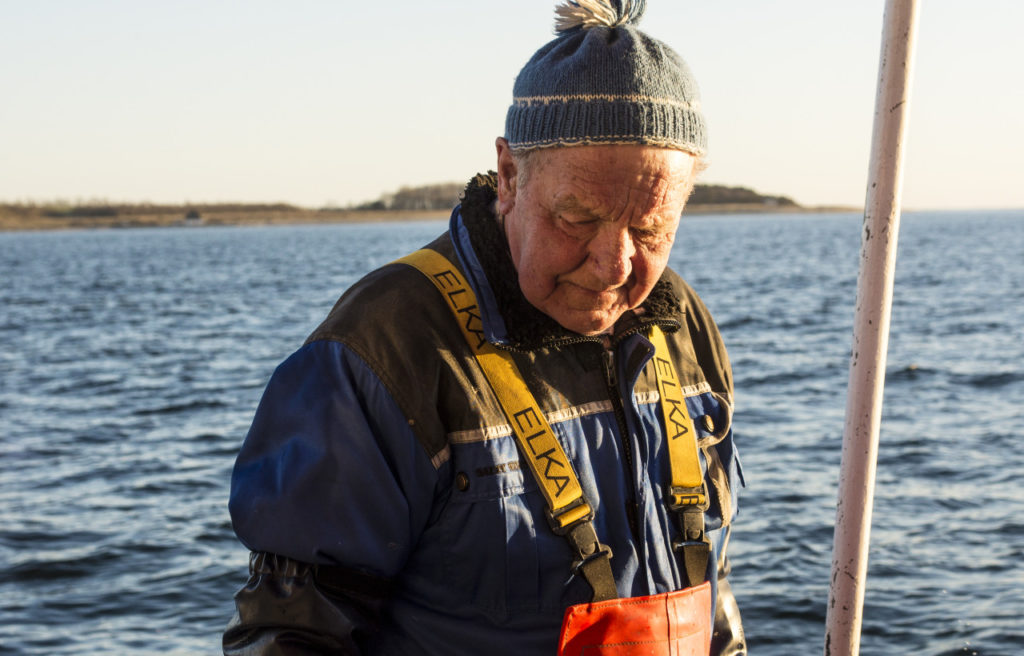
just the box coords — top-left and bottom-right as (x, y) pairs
(225, 2), (745, 654)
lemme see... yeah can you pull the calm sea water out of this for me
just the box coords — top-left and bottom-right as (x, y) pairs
(1, 210), (1021, 655)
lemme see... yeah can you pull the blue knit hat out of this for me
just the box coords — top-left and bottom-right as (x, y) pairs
(504, 0), (706, 156)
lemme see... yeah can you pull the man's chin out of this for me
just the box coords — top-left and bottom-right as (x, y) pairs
(529, 290), (631, 336)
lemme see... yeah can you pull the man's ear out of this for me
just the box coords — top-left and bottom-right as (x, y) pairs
(495, 137), (518, 216)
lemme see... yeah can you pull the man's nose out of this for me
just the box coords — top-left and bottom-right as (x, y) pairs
(589, 226), (634, 287)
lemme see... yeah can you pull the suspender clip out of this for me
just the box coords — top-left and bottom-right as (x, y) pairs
(564, 519), (614, 577)
(570, 538), (615, 577)
(672, 503), (711, 588)
(547, 499), (615, 578)
(673, 505), (710, 548)
(668, 483), (709, 512)
(546, 496), (593, 535)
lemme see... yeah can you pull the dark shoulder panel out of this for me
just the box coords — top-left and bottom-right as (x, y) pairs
(304, 234), (504, 461)
(660, 267), (733, 399)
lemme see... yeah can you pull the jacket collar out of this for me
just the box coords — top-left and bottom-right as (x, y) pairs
(455, 172), (683, 351)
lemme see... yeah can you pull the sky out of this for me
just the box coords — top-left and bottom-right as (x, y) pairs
(2, 1), (1022, 211)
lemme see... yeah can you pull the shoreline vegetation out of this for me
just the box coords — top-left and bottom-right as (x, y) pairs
(0, 183), (857, 232)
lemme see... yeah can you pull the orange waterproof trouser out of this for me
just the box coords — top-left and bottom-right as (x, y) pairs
(557, 582), (711, 656)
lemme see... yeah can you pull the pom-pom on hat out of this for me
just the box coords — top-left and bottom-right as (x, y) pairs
(504, 0), (706, 156)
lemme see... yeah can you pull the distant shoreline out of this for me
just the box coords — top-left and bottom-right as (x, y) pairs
(0, 204), (860, 232)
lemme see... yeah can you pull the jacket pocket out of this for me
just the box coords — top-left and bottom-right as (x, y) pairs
(440, 433), (581, 617)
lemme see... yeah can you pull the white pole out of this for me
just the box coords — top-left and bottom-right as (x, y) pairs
(825, 1), (920, 655)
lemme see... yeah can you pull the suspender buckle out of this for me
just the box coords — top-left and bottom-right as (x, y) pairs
(570, 538), (615, 577)
(547, 499), (615, 578)
(669, 483), (710, 550)
(565, 520), (614, 579)
(546, 496), (594, 535)
(668, 483), (710, 512)
(671, 501), (711, 588)
(673, 506), (710, 547)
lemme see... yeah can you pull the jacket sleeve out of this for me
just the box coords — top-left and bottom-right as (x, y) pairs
(223, 552), (393, 655)
(711, 554), (747, 656)
(225, 339), (442, 654)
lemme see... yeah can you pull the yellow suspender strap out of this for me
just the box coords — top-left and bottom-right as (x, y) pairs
(649, 325), (711, 587)
(394, 249), (590, 528)
(396, 249), (618, 601)
(648, 326), (707, 509)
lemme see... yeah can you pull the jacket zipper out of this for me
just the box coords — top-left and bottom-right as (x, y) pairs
(603, 348), (641, 544)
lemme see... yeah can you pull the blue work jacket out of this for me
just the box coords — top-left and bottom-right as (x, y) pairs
(227, 178), (743, 655)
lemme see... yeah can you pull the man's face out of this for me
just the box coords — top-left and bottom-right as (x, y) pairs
(495, 140), (697, 336)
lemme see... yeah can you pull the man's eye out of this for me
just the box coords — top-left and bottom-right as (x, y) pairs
(561, 217), (596, 234)
(631, 227), (659, 241)
(632, 228), (672, 249)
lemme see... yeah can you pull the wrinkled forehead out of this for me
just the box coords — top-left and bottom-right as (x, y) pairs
(526, 144), (697, 217)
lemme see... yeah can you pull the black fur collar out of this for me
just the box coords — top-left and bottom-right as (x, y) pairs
(459, 172), (682, 350)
